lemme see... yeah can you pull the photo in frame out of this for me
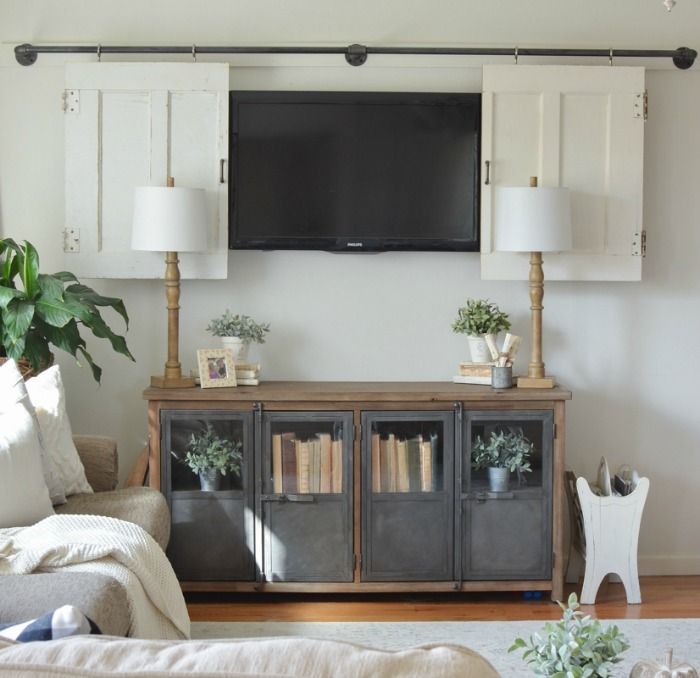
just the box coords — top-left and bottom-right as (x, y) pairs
(197, 348), (237, 388)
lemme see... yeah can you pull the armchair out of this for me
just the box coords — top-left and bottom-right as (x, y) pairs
(0, 436), (171, 636)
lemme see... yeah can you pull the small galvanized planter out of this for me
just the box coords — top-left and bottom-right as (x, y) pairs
(199, 468), (224, 492)
(488, 467), (510, 492)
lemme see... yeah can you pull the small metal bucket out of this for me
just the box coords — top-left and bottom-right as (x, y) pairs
(488, 467), (510, 492)
(491, 365), (513, 389)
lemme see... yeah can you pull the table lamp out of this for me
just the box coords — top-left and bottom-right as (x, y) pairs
(131, 177), (208, 388)
(495, 177), (572, 388)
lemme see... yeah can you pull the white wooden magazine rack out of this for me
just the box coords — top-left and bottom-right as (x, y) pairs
(576, 465), (649, 604)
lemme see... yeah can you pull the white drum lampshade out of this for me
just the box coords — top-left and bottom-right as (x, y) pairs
(495, 186), (572, 253)
(131, 186), (208, 253)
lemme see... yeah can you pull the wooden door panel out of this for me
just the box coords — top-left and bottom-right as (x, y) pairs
(481, 65), (645, 281)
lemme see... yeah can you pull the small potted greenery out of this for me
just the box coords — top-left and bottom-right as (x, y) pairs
(452, 298), (510, 363)
(472, 429), (533, 492)
(509, 592), (629, 676)
(0, 238), (133, 382)
(181, 423), (243, 492)
(206, 311), (270, 363)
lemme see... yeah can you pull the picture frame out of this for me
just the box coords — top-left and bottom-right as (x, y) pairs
(197, 348), (237, 388)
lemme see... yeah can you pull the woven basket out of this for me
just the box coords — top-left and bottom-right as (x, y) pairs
(0, 354), (54, 381)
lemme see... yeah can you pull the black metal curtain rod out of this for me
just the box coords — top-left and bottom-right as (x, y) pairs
(14, 42), (697, 69)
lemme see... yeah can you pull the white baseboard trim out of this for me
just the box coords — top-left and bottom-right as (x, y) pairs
(566, 554), (700, 581)
(638, 555), (700, 576)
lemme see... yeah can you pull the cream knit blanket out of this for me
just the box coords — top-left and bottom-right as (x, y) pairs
(0, 514), (189, 640)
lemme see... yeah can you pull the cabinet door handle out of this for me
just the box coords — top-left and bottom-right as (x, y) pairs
(261, 494), (285, 502)
(219, 158), (226, 184)
(484, 160), (491, 185)
(261, 493), (316, 503)
(286, 494), (315, 503)
(475, 491), (516, 502)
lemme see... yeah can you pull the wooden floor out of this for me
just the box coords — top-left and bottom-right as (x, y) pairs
(187, 576), (700, 622)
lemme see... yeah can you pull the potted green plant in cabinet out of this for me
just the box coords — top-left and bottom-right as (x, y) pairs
(182, 423), (243, 492)
(452, 298), (510, 364)
(472, 429), (533, 492)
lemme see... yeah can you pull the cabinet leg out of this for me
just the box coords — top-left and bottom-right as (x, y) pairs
(551, 571), (564, 602)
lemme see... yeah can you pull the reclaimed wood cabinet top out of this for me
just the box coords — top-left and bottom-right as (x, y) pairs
(144, 381), (572, 403)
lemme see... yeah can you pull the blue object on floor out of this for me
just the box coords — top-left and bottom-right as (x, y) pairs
(522, 591), (543, 600)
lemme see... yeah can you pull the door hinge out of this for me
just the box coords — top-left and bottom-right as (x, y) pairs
(63, 228), (80, 253)
(62, 89), (80, 114)
(632, 230), (647, 257)
(353, 554), (357, 570)
(552, 552), (556, 567)
(634, 91), (648, 121)
(553, 423), (557, 440)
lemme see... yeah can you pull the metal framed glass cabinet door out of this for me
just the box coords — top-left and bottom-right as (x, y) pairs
(260, 411), (354, 582)
(460, 410), (553, 580)
(161, 409), (255, 581)
(361, 410), (455, 581)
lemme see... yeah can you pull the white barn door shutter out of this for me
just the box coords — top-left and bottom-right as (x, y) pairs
(64, 63), (229, 279)
(481, 65), (645, 281)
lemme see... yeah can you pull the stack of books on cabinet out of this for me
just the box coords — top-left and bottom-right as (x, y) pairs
(452, 362), (493, 385)
(370, 432), (439, 492)
(271, 432), (343, 494)
(236, 363), (261, 386)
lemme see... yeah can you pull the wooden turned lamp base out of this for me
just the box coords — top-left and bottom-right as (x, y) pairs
(150, 375), (196, 389)
(517, 375), (556, 389)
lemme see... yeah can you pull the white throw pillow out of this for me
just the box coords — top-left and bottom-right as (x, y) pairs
(25, 366), (93, 496)
(0, 360), (66, 505)
(0, 402), (54, 528)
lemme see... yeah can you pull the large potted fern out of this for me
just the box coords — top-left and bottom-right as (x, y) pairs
(0, 238), (133, 382)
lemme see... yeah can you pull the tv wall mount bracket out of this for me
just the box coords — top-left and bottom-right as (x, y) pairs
(14, 42), (697, 70)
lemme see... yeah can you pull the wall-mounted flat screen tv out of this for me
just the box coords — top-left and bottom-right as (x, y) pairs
(229, 91), (481, 252)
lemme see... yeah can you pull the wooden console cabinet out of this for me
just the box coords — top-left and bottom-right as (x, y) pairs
(144, 382), (571, 599)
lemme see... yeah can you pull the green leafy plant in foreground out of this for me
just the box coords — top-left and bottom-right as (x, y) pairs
(182, 423), (243, 476)
(509, 593), (629, 677)
(0, 238), (133, 382)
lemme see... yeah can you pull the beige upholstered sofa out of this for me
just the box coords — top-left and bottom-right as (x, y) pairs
(0, 436), (169, 636)
(0, 635), (500, 677)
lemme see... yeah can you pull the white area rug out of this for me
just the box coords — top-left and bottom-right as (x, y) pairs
(191, 619), (700, 676)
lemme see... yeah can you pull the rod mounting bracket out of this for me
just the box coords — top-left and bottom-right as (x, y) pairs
(15, 43), (37, 66)
(346, 44), (367, 67)
(673, 46), (696, 69)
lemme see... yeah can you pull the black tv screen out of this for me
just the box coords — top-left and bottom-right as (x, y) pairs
(229, 91), (481, 251)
